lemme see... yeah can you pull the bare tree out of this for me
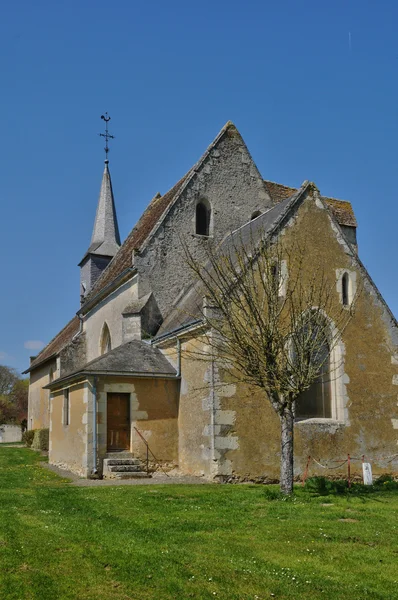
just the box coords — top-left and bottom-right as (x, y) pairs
(183, 231), (357, 494)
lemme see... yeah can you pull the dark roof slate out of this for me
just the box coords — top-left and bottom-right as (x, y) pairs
(62, 339), (176, 379)
(122, 292), (152, 315)
(79, 162), (121, 264)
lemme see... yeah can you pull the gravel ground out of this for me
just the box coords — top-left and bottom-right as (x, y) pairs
(42, 461), (213, 487)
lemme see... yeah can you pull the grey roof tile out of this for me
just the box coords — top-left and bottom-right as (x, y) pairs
(69, 339), (176, 377)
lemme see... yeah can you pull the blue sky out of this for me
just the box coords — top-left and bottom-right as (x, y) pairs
(1, 0), (397, 373)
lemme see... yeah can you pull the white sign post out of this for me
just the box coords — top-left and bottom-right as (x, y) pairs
(362, 462), (373, 485)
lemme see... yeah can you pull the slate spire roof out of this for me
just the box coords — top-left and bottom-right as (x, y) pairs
(79, 160), (121, 264)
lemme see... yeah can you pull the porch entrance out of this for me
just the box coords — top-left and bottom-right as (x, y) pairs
(107, 393), (131, 452)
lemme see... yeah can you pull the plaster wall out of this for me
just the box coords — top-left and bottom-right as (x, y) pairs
(84, 277), (138, 362)
(136, 125), (273, 316)
(0, 425), (22, 443)
(28, 359), (58, 430)
(49, 382), (89, 477)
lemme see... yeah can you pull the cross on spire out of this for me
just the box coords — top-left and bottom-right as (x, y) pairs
(99, 113), (114, 162)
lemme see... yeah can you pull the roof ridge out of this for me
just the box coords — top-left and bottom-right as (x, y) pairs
(322, 196), (351, 204)
(263, 179), (297, 188)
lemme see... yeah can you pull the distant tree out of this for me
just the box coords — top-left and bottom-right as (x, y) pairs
(0, 366), (18, 396)
(0, 366), (28, 428)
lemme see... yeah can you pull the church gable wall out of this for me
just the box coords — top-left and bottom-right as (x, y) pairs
(170, 192), (398, 480)
(83, 277), (138, 363)
(135, 126), (272, 317)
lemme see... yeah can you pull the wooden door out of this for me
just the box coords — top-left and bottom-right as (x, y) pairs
(107, 393), (130, 451)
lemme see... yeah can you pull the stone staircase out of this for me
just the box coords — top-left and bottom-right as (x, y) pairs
(102, 452), (151, 480)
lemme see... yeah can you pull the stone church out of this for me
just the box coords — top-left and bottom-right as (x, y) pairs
(26, 122), (398, 480)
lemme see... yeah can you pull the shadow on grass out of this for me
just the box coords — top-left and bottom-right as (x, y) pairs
(302, 475), (398, 500)
(261, 475), (398, 503)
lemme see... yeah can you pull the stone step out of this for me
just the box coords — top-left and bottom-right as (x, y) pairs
(108, 464), (144, 473)
(112, 472), (151, 480)
(105, 452), (133, 459)
(102, 455), (150, 479)
(105, 459), (141, 466)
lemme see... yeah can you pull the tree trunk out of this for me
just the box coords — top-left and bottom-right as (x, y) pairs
(279, 406), (294, 494)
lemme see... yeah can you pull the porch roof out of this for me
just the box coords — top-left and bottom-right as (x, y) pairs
(45, 339), (177, 389)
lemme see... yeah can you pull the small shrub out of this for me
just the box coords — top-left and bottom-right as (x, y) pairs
(304, 474), (398, 496)
(304, 476), (348, 496)
(263, 487), (283, 501)
(373, 474), (398, 490)
(374, 474), (394, 486)
(22, 430), (36, 448)
(32, 429), (49, 452)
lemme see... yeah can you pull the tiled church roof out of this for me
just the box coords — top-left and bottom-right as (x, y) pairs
(45, 339), (177, 386)
(323, 198), (357, 227)
(25, 316), (80, 372)
(264, 180), (357, 228)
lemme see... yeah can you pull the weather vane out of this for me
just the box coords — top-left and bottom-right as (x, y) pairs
(99, 113), (114, 161)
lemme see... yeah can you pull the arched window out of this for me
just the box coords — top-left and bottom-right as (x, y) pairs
(342, 272), (349, 306)
(295, 319), (332, 420)
(196, 200), (211, 236)
(251, 210), (262, 220)
(100, 323), (112, 355)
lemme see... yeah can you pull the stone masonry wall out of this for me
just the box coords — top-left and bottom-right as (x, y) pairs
(135, 125), (273, 318)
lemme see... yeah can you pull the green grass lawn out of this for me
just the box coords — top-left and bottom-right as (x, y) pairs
(1, 448), (398, 600)
(0, 442), (23, 446)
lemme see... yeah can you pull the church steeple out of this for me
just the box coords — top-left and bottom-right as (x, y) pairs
(79, 159), (121, 303)
(88, 160), (120, 257)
